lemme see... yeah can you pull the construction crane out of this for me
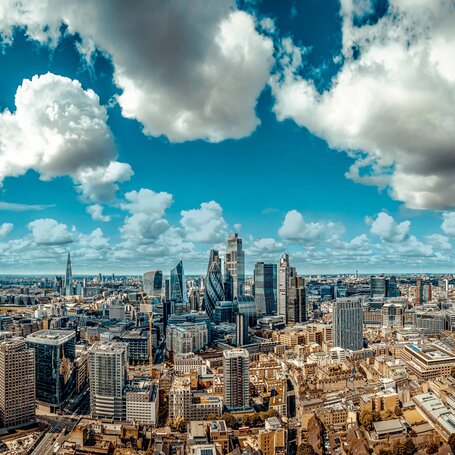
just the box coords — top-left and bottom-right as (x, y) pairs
(139, 290), (154, 377)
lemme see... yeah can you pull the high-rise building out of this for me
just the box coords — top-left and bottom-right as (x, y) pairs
(332, 298), (364, 351)
(0, 338), (35, 428)
(204, 250), (225, 320)
(286, 275), (306, 324)
(370, 276), (386, 298)
(225, 233), (245, 299)
(89, 341), (129, 420)
(142, 270), (163, 298)
(237, 295), (257, 327)
(64, 252), (73, 297)
(277, 253), (295, 320)
(254, 262), (277, 315)
(26, 330), (76, 412)
(236, 313), (249, 346)
(223, 348), (250, 411)
(170, 261), (188, 303)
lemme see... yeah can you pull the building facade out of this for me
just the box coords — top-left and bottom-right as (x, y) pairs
(223, 348), (250, 411)
(332, 298), (364, 351)
(225, 233), (245, 299)
(254, 262), (277, 315)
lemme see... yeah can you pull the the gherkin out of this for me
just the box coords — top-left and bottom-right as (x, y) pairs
(204, 249), (225, 320)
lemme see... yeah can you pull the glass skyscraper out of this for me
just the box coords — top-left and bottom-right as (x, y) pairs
(64, 252), (73, 297)
(142, 270), (163, 297)
(254, 262), (277, 315)
(225, 233), (245, 299)
(332, 298), (364, 351)
(170, 260), (188, 303)
(204, 250), (225, 320)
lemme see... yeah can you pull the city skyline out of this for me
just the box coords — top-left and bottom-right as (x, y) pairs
(0, 0), (455, 274)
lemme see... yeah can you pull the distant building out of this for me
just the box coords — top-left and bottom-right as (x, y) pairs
(142, 270), (163, 298)
(254, 262), (277, 315)
(286, 275), (306, 324)
(236, 313), (249, 346)
(26, 330), (76, 413)
(277, 254), (291, 319)
(223, 348), (250, 411)
(0, 338), (35, 428)
(225, 233), (245, 299)
(332, 298), (363, 351)
(170, 261), (188, 303)
(89, 341), (128, 420)
(64, 252), (73, 297)
(204, 250), (225, 321)
(166, 322), (208, 355)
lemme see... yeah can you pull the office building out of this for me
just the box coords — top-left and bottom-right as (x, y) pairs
(26, 330), (76, 412)
(225, 233), (245, 298)
(370, 276), (386, 298)
(142, 270), (163, 298)
(64, 252), (73, 297)
(120, 329), (150, 364)
(332, 298), (363, 351)
(223, 348), (250, 411)
(204, 250), (225, 320)
(237, 294), (257, 327)
(166, 322), (209, 355)
(277, 253), (296, 321)
(0, 338), (35, 428)
(287, 275), (306, 324)
(254, 262), (277, 315)
(236, 313), (249, 346)
(170, 260), (188, 303)
(125, 378), (159, 425)
(89, 341), (128, 420)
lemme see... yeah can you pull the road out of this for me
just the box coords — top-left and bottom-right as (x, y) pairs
(32, 415), (78, 455)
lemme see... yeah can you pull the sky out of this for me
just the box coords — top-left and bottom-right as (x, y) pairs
(0, 0), (455, 275)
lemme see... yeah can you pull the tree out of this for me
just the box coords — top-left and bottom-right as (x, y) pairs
(391, 443), (407, 455)
(449, 433), (455, 453)
(426, 442), (439, 454)
(359, 411), (375, 431)
(297, 443), (316, 455)
(394, 405), (403, 417)
(381, 409), (394, 421)
(220, 413), (238, 429)
(403, 439), (416, 454)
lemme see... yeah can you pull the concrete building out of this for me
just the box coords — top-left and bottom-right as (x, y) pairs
(258, 417), (286, 455)
(225, 233), (245, 299)
(0, 338), (35, 428)
(223, 348), (250, 411)
(332, 298), (363, 351)
(125, 378), (159, 425)
(89, 341), (128, 420)
(120, 329), (149, 363)
(166, 322), (208, 355)
(174, 353), (207, 375)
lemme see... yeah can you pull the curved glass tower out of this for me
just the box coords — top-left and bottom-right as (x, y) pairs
(204, 250), (225, 320)
(170, 261), (188, 303)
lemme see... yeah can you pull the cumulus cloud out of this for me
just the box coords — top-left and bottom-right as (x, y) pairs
(271, 0), (455, 209)
(28, 218), (73, 245)
(120, 189), (173, 243)
(180, 201), (228, 243)
(0, 223), (13, 237)
(0, 0), (273, 142)
(0, 73), (132, 202)
(441, 212), (455, 238)
(369, 212), (410, 243)
(426, 233), (452, 251)
(86, 204), (111, 222)
(278, 210), (343, 244)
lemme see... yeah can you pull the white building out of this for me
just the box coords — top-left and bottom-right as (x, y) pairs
(174, 353), (207, 375)
(223, 348), (250, 411)
(125, 379), (159, 425)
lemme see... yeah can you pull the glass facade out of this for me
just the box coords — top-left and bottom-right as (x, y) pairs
(253, 262), (277, 315)
(204, 250), (225, 320)
(142, 270), (163, 297)
(170, 260), (188, 303)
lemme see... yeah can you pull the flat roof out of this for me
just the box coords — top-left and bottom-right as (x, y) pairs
(26, 329), (75, 345)
(374, 419), (405, 434)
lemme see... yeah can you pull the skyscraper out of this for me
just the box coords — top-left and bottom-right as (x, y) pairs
(64, 252), (73, 297)
(225, 233), (245, 299)
(0, 338), (35, 428)
(204, 250), (225, 320)
(89, 341), (128, 420)
(254, 262), (277, 315)
(236, 313), (249, 346)
(277, 254), (299, 323)
(26, 330), (76, 412)
(287, 275), (306, 324)
(170, 260), (188, 303)
(332, 298), (364, 351)
(223, 348), (250, 411)
(142, 270), (163, 297)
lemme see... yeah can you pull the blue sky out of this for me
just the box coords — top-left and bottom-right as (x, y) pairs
(0, 0), (454, 275)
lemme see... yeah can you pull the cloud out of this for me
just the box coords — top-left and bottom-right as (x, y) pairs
(180, 201), (228, 243)
(441, 212), (455, 238)
(426, 233), (452, 251)
(0, 0), (274, 142)
(0, 202), (54, 211)
(120, 188), (173, 243)
(0, 73), (132, 202)
(271, 0), (455, 210)
(369, 212), (410, 243)
(278, 210), (343, 244)
(0, 223), (13, 237)
(28, 218), (73, 245)
(247, 237), (284, 257)
(86, 204), (111, 222)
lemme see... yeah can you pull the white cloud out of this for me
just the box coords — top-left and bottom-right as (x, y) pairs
(0, 201), (54, 211)
(86, 204), (110, 222)
(28, 218), (72, 245)
(0, 223), (13, 237)
(370, 212), (410, 243)
(180, 201), (228, 243)
(271, 0), (455, 210)
(441, 212), (455, 238)
(426, 233), (452, 251)
(120, 189), (173, 243)
(0, 0), (274, 143)
(278, 210), (343, 244)
(0, 73), (132, 202)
